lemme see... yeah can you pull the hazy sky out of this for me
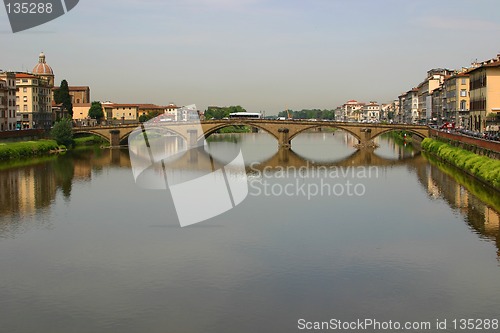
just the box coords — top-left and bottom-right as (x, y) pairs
(1, 0), (499, 114)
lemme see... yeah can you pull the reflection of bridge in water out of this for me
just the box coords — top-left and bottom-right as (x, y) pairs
(74, 119), (429, 149)
(130, 144), (421, 172)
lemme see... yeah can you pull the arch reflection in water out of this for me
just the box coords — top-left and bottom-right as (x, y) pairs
(128, 105), (248, 227)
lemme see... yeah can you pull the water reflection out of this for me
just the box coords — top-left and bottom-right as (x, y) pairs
(0, 134), (497, 257)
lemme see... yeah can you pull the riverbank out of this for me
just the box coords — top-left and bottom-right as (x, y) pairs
(0, 140), (60, 160)
(0, 135), (107, 160)
(421, 138), (500, 189)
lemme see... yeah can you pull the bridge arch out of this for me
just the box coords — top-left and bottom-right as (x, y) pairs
(198, 122), (279, 143)
(73, 130), (111, 143)
(121, 125), (189, 145)
(288, 124), (362, 143)
(370, 128), (428, 141)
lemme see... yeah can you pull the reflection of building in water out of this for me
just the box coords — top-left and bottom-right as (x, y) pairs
(0, 164), (58, 218)
(411, 156), (500, 256)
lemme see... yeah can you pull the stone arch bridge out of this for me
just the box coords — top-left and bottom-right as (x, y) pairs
(73, 120), (429, 149)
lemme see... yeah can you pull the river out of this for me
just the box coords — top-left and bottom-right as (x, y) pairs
(0, 131), (499, 333)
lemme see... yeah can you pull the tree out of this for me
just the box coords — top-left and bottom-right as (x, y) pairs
(139, 110), (162, 123)
(88, 101), (104, 123)
(205, 105), (247, 119)
(51, 117), (74, 147)
(54, 80), (73, 117)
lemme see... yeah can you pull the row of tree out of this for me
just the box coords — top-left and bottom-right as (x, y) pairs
(277, 109), (335, 120)
(204, 105), (247, 119)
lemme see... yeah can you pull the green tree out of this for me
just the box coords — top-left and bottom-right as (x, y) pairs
(54, 80), (73, 117)
(88, 101), (104, 123)
(139, 110), (162, 122)
(51, 117), (74, 147)
(205, 105), (247, 119)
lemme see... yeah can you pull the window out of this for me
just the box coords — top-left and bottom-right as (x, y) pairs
(23, 105), (28, 111)
(22, 79), (28, 83)
(460, 100), (466, 110)
(460, 90), (467, 97)
(23, 96), (28, 102)
(461, 78), (466, 85)
(23, 87), (27, 92)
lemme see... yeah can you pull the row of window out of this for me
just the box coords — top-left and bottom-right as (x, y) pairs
(470, 98), (486, 112)
(470, 74), (487, 90)
(0, 110), (16, 118)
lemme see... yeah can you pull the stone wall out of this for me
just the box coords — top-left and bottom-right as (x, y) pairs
(429, 129), (500, 159)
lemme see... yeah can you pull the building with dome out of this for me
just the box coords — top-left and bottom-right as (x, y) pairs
(32, 52), (55, 87)
(14, 53), (55, 129)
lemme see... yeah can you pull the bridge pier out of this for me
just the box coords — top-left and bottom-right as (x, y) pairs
(109, 129), (121, 148)
(278, 128), (291, 148)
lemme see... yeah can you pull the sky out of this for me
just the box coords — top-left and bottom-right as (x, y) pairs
(1, 0), (500, 114)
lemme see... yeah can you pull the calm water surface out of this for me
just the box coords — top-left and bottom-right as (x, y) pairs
(0, 132), (499, 333)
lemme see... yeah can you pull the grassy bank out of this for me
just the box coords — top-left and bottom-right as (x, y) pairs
(383, 131), (413, 145)
(73, 135), (108, 147)
(0, 135), (107, 160)
(423, 152), (500, 211)
(0, 140), (60, 160)
(421, 138), (500, 189)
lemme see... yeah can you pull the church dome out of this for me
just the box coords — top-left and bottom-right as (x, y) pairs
(32, 52), (54, 75)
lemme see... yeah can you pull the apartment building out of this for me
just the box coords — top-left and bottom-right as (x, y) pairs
(468, 55), (500, 132)
(417, 68), (454, 123)
(443, 72), (470, 128)
(15, 73), (52, 129)
(102, 102), (140, 123)
(401, 88), (419, 123)
(362, 102), (380, 122)
(0, 72), (17, 131)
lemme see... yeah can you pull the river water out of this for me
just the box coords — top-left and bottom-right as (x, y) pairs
(0, 132), (499, 333)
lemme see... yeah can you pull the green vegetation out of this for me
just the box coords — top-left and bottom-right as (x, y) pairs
(88, 101), (104, 123)
(51, 117), (74, 147)
(139, 110), (162, 123)
(0, 140), (59, 160)
(423, 152), (500, 212)
(383, 131), (413, 145)
(74, 135), (107, 146)
(277, 108), (335, 120)
(205, 105), (247, 120)
(421, 138), (500, 189)
(218, 125), (251, 134)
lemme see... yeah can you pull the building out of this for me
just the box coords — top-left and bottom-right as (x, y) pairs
(165, 103), (180, 121)
(443, 72), (470, 129)
(341, 100), (364, 122)
(468, 54), (500, 132)
(32, 52), (55, 87)
(53, 86), (90, 104)
(102, 102), (139, 123)
(15, 73), (52, 129)
(0, 72), (17, 131)
(362, 101), (380, 122)
(431, 86), (444, 125)
(417, 68), (454, 123)
(72, 103), (92, 120)
(137, 104), (168, 119)
(402, 88), (419, 123)
(13, 53), (55, 129)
